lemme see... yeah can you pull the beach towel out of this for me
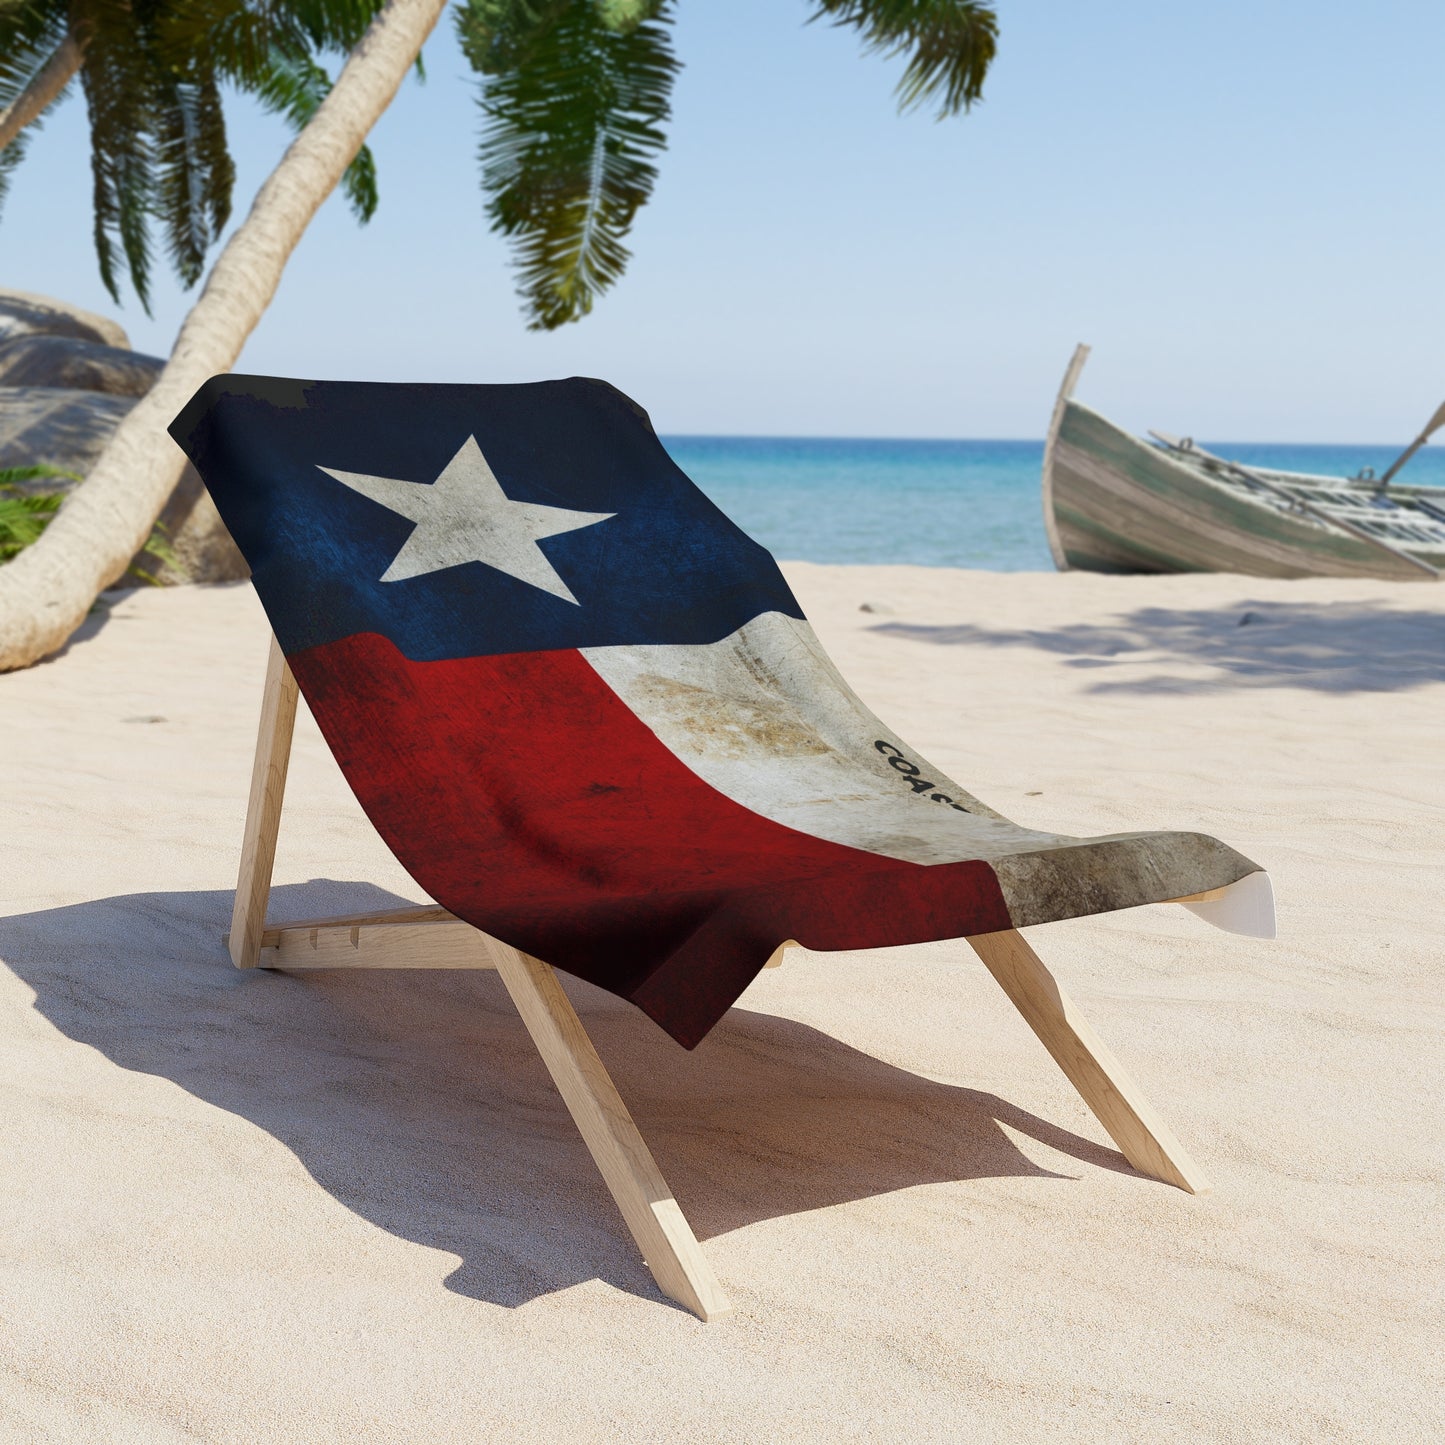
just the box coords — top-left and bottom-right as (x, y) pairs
(170, 375), (1258, 1047)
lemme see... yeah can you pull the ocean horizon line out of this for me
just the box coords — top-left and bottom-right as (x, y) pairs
(657, 434), (1445, 571)
(661, 432), (1428, 450)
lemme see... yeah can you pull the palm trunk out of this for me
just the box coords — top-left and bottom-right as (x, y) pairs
(0, 32), (83, 153)
(0, 0), (448, 671)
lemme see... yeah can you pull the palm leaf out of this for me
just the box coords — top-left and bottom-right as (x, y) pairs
(279, 0), (388, 52)
(0, 464), (84, 485)
(75, 0), (159, 310)
(152, 68), (236, 288)
(29, 0), (393, 308)
(245, 47), (380, 222)
(0, 2), (69, 105)
(811, 0), (998, 118)
(0, 110), (32, 218)
(0, 474), (69, 563)
(459, 0), (679, 330)
(0, 471), (176, 578)
(157, 0), (383, 226)
(0, 2), (71, 223)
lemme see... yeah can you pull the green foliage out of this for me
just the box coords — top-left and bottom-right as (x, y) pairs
(151, 69), (236, 289)
(5, 0), (998, 328)
(811, 0), (998, 118)
(0, 465), (79, 563)
(77, 0), (161, 308)
(460, 0), (996, 330)
(0, 0), (391, 310)
(0, 1), (70, 216)
(0, 464), (179, 581)
(124, 516), (181, 582)
(0, 482), (63, 561)
(242, 46), (378, 223)
(0, 462), (82, 487)
(164, 0), (387, 223)
(458, 0), (678, 331)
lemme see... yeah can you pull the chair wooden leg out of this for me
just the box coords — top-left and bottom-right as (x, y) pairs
(485, 938), (733, 1321)
(225, 637), (726, 1314)
(230, 635), (298, 969)
(966, 929), (1211, 1195)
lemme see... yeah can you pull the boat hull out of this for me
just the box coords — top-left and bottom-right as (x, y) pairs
(1047, 401), (1441, 581)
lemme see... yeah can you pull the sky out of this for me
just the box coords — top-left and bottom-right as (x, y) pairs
(5, 0), (1443, 441)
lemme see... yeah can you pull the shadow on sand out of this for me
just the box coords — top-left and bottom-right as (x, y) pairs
(0, 881), (1130, 1313)
(873, 599), (1445, 695)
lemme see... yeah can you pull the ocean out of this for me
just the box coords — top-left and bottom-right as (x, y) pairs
(660, 436), (1445, 571)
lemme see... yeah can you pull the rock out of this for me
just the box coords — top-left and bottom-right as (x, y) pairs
(859, 600), (895, 614)
(121, 462), (251, 588)
(0, 389), (249, 585)
(0, 287), (130, 350)
(0, 334), (163, 397)
(0, 386), (135, 479)
(0, 291), (248, 584)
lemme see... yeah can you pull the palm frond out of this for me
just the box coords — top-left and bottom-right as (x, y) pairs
(594, 0), (665, 30)
(152, 69), (235, 287)
(0, 3), (69, 104)
(0, 474), (177, 577)
(0, 463), (83, 486)
(460, 0), (564, 71)
(1, 0), (392, 305)
(246, 47), (379, 223)
(75, 0), (159, 309)
(124, 516), (182, 582)
(284, 0), (388, 53)
(0, 133), (29, 215)
(811, 0), (998, 118)
(160, 0), (309, 85)
(458, 0), (680, 330)
(157, 0), (382, 226)
(0, 474), (70, 563)
(0, 3), (71, 223)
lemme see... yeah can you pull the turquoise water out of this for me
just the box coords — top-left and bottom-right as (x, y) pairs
(661, 435), (1445, 571)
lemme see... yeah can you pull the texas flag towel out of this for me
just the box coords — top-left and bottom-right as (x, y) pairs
(170, 376), (1256, 1047)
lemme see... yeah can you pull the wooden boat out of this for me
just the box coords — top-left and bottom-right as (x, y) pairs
(1042, 345), (1445, 580)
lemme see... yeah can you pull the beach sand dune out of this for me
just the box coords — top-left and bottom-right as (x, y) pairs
(2, 566), (1442, 1442)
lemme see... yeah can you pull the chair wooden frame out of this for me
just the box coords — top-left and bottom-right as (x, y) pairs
(226, 634), (1217, 1321)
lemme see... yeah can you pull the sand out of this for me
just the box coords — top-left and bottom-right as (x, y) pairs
(2, 565), (1442, 1443)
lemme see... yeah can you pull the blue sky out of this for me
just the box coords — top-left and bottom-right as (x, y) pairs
(5, 1), (1443, 440)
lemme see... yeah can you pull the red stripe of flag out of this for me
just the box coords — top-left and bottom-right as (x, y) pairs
(290, 632), (1011, 1045)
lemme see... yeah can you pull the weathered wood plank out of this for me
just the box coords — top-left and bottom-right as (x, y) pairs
(1048, 399), (1445, 580)
(1041, 342), (1092, 571)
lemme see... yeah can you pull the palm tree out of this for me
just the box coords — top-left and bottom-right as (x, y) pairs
(0, 0), (388, 309)
(0, 0), (997, 671)
(461, 0), (997, 328)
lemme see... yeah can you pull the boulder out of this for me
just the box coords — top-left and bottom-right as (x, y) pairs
(0, 291), (248, 584)
(0, 387), (249, 585)
(123, 463), (251, 587)
(0, 386), (135, 479)
(0, 334), (164, 397)
(0, 287), (130, 350)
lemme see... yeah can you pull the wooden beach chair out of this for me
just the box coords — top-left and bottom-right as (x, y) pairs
(178, 374), (1275, 1322)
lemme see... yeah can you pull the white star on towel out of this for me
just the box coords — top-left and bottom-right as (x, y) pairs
(318, 435), (613, 604)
